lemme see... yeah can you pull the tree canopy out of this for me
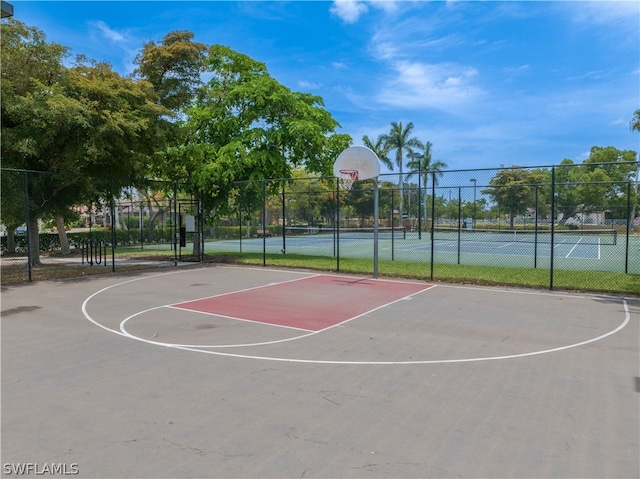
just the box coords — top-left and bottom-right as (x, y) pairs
(483, 167), (548, 228)
(147, 43), (350, 216)
(1, 21), (351, 260)
(484, 147), (638, 227)
(1, 19), (169, 263)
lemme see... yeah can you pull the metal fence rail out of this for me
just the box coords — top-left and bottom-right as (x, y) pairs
(219, 162), (638, 290)
(2, 163), (638, 291)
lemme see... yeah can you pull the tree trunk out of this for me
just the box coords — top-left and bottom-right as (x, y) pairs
(55, 215), (71, 255)
(147, 208), (163, 243)
(6, 229), (16, 254)
(28, 216), (41, 266)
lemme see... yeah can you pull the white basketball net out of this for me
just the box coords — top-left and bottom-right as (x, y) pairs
(339, 169), (359, 191)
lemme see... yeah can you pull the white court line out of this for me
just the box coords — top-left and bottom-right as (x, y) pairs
(165, 305), (317, 332)
(119, 306), (320, 347)
(119, 282), (437, 348)
(81, 266), (312, 336)
(168, 272), (323, 305)
(81, 266), (632, 365)
(565, 237), (583, 258)
(144, 299), (631, 365)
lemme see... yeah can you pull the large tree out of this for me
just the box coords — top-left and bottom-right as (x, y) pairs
(483, 167), (547, 229)
(1, 19), (168, 264)
(1, 19), (69, 256)
(133, 30), (207, 114)
(157, 44), (350, 219)
(555, 149), (638, 225)
(553, 159), (582, 224)
(580, 146), (638, 218)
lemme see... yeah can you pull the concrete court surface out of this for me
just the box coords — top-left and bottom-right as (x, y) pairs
(1, 265), (638, 479)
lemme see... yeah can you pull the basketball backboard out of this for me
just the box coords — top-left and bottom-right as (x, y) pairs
(333, 145), (382, 277)
(333, 146), (380, 184)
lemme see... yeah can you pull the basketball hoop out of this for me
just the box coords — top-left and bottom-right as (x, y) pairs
(333, 145), (382, 278)
(339, 169), (359, 191)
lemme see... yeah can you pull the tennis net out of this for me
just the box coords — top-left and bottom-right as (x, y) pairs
(283, 226), (406, 240)
(432, 227), (617, 245)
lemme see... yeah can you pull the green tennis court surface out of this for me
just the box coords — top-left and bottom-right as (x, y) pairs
(206, 229), (636, 272)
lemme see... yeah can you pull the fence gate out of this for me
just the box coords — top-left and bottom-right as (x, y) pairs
(177, 198), (204, 261)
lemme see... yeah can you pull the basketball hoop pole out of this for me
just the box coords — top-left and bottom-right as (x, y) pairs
(373, 179), (379, 279)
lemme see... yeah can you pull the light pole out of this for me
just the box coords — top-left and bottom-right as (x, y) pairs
(470, 178), (477, 228)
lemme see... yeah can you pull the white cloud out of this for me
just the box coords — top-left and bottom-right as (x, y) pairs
(330, 0), (403, 23)
(86, 21), (140, 74)
(370, 38), (398, 61)
(330, 0), (369, 24)
(503, 64), (531, 75)
(559, 0), (640, 45)
(368, 0), (399, 15)
(567, 0), (640, 26)
(567, 69), (614, 81)
(375, 61), (483, 112)
(89, 20), (126, 42)
(298, 80), (323, 90)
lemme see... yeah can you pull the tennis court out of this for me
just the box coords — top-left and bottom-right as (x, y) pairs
(208, 226), (630, 271)
(2, 265), (637, 478)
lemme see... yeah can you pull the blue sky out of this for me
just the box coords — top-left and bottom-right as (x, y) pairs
(11, 0), (640, 172)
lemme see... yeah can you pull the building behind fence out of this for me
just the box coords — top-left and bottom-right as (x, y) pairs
(1, 163), (638, 291)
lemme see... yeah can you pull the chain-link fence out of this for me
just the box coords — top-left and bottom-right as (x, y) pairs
(2, 164), (638, 291)
(211, 162), (639, 291)
(0, 169), (199, 283)
(425, 164), (638, 289)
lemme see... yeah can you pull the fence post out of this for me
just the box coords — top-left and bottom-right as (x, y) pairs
(199, 195), (205, 262)
(534, 185), (539, 269)
(457, 187), (462, 265)
(625, 181), (631, 274)
(110, 177), (116, 272)
(23, 170), (32, 282)
(262, 180), (266, 267)
(390, 188), (395, 261)
(549, 166), (556, 290)
(430, 171), (436, 281)
(417, 161), (422, 240)
(173, 181), (178, 266)
(336, 177), (340, 272)
(282, 183), (286, 254)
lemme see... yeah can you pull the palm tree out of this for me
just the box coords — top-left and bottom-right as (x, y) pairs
(362, 134), (393, 171)
(380, 121), (422, 226)
(406, 141), (448, 227)
(406, 141), (448, 185)
(631, 109), (640, 132)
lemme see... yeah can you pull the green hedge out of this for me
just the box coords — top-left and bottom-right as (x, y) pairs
(1, 228), (176, 254)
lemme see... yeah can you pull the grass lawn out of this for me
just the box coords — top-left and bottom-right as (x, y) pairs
(2, 249), (638, 295)
(207, 252), (639, 295)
